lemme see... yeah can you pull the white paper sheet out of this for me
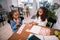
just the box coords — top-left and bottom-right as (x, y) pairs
(44, 36), (58, 40)
(17, 24), (25, 34)
(29, 25), (41, 34)
(35, 35), (58, 40)
(26, 25), (50, 36)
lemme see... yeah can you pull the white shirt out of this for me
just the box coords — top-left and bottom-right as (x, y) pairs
(34, 16), (47, 26)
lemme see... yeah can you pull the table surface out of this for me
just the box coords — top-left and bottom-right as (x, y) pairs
(8, 24), (33, 40)
(8, 24), (60, 40)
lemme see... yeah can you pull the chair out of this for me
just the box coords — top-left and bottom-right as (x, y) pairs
(46, 17), (57, 28)
(18, 7), (23, 16)
(0, 4), (2, 8)
(20, 16), (24, 22)
(31, 15), (57, 28)
(31, 15), (36, 19)
(0, 12), (4, 26)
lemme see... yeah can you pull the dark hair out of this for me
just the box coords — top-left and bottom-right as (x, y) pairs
(9, 10), (18, 20)
(8, 10), (18, 23)
(36, 7), (49, 21)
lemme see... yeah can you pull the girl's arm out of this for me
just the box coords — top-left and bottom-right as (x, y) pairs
(29, 21), (38, 25)
(10, 20), (17, 32)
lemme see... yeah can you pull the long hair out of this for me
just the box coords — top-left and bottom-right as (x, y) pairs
(8, 10), (18, 23)
(9, 10), (18, 20)
(36, 7), (49, 21)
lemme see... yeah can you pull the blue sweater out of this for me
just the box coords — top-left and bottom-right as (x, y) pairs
(10, 18), (22, 32)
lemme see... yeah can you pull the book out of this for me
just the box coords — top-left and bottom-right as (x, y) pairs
(27, 34), (41, 40)
(26, 25), (50, 36)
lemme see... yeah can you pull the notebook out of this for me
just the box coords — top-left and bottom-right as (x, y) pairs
(17, 24), (25, 34)
(26, 25), (50, 36)
(29, 25), (41, 34)
(27, 34), (41, 40)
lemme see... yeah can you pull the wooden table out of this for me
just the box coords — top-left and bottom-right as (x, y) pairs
(8, 24), (60, 40)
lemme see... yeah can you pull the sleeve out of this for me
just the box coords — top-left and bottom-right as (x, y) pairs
(10, 20), (17, 31)
(34, 18), (37, 22)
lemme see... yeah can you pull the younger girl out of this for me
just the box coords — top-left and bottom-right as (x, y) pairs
(9, 10), (22, 32)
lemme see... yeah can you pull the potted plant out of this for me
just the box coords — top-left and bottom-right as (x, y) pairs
(45, 3), (60, 28)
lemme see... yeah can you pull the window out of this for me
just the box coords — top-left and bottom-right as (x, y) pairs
(18, 0), (33, 8)
(38, 0), (53, 7)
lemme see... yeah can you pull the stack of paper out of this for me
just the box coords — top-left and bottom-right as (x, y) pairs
(29, 25), (41, 34)
(35, 35), (58, 40)
(27, 25), (50, 36)
(17, 24), (25, 34)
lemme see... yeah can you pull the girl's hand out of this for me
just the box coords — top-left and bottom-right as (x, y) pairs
(24, 22), (28, 24)
(16, 20), (20, 27)
(16, 22), (19, 25)
(29, 21), (37, 25)
(14, 19), (20, 27)
(16, 22), (20, 27)
(29, 21), (34, 24)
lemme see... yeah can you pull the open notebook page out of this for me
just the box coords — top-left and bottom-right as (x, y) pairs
(17, 24), (25, 34)
(29, 25), (41, 34)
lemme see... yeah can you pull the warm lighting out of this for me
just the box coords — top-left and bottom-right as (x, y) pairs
(18, 0), (21, 2)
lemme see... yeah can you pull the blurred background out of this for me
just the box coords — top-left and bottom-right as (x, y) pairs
(0, 0), (60, 40)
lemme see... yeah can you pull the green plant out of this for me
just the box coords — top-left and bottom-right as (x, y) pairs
(54, 30), (60, 40)
(46, 3), (60, 19)
(45, 2), (60, 27)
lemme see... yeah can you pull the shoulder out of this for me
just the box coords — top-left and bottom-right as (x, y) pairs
(18, 18), (21, 20)
(18, 18), (22, 22)
(10, 19), (15, 23)
(10, 19), (16, 25)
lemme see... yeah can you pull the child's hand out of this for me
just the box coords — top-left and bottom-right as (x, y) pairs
(29, 21), (37, 25)
(24, 22), (28, 24)
(16, 22), (19, 25)
(16, 22), (20, 26)
(33, 22), (38, 25)
(16, 20), (20, 27)
(29, 21), (34, 24)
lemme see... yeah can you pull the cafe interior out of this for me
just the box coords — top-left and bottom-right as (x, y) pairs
(0, 0), (60, 40)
